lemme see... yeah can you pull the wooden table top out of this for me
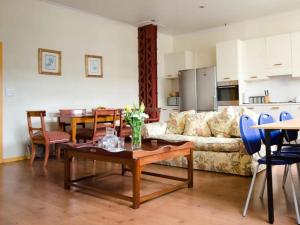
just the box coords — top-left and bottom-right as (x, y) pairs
(55, 109), (122, 118)
(253, 118), (300, 130)
(64, 139), (194, 159)
(56, 112), (94, 118)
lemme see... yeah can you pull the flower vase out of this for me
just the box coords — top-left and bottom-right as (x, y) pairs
(131, 125), (142, 149)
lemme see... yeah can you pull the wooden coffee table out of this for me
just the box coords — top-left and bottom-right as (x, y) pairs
(64, 139), (194, 208)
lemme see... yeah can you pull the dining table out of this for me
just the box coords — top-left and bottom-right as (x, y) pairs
(253, 118), (300, 224)
(57, 111), (120, 143)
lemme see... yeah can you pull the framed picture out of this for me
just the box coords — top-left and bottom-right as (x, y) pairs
(85, 54), (103, 78)
(38, 48), (61, 75)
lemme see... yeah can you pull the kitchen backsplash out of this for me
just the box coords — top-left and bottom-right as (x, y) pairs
(241, 75), (300, 103)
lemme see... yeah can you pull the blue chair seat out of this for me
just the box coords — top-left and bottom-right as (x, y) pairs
(280, 146), (300, 154)
(258, 156), (300, 165)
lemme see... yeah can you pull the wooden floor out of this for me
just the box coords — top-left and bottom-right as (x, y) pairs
(0, 159), (299, 225)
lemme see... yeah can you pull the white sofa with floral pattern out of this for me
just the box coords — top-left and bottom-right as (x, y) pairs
(142, 108), (264, 176)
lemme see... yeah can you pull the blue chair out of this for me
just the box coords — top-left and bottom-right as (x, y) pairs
(240, 115), (300, 223)
(280, 111), (298, 143)
(259, 113), (300, 187)
(258, 113), (282, 146)
(279, 111), (300, 188)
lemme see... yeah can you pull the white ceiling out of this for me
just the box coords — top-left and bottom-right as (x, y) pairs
(45, 0), (300, 35)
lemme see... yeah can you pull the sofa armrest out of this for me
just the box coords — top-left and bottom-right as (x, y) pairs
(142, 122), (167, 138)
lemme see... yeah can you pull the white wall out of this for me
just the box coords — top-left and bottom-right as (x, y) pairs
(173, 9), (300, 68)
(157, 34), (174, 106)
(0, 0), (173, 159)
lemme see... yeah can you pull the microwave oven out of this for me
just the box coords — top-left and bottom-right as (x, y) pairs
(217, 80), (239, 106)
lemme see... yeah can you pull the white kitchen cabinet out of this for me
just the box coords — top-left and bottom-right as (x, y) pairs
(243, 105), (266, 118)
(266, 34), (292, 76)
(241, 38), (269, 81)
(243, 105), (290, 121)
(164, 51), (194, 77)
(263, 105), (284, 120)
(216, 40), (241, 82)
(160, 106), (179, 122)
(291, 32), (300, 77)
(288, 105), (300, 118)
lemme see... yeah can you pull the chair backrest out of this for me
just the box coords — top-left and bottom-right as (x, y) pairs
(27, 111), (47, 140)
(258, 113), (282, 145)
(59, 109), (86, 116)
(239, 115), (262, 155)
(118, 109), (132, 137)
(145, 107), (161, 123)
(280, 111), (298, 142)
(92, 109), (118, 137)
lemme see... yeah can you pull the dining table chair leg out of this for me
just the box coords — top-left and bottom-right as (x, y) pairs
(243, 163), (260, 217)
(43, 144), (50, 167)
(287, 165), (300, 224)
(282, 165), (288, 188)
(259, 172), (267, 199)
(56, 144), (61, 160)
(30, 143), (36, 166)
(296, 163), (300, 181)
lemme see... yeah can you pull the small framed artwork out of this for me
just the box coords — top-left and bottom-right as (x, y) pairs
(38, 48), (61, 75)
(85, 54), (103, 78)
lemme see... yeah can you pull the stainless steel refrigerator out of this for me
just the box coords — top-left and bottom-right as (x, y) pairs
(178, 67), (217, 111)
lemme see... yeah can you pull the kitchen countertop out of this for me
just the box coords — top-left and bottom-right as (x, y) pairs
(240, 102), (300, 106)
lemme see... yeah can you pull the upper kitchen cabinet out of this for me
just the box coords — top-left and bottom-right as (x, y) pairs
(291, 32), (300, 77)
(216, 40), (241, 82)
(164, 51), (194, 78)
(241, 38), (269, 81)
(266, 34), (292, 76)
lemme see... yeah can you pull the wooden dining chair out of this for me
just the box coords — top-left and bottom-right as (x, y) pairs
(144, 107), (161, 123)
(58, 109), (87, 131)
(118, 109), (132, 138)
(77, 109), (119, 143)
(27, 111), (71, 167)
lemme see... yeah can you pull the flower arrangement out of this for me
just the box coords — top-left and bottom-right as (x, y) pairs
(124, 102), (149, 149)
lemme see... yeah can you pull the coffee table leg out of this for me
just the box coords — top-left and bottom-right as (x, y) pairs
(187, 150), (193, 188)
(64, 153), (72, 190)
(132, 160), (141, 209)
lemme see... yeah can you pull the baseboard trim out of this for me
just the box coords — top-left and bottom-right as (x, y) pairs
(1, 156), (30, 164)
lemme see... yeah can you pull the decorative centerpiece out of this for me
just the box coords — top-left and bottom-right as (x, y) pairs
(124, 103), (149, 149)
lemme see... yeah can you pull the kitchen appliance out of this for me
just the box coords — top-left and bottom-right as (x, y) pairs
(249, 96), (265, 104)
(167, 96), (180, 106)
(178, 67), (217, 111)
(217, 80), (239, 106)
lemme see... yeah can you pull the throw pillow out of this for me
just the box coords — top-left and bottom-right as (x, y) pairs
(228, 107), (259, 137)
(166, 110), (196, 134)
(183, 112), (212, 137)
(207, 107), (236, 138)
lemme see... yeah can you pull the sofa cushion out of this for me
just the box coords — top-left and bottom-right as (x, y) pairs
(166, 110), (195, 134)
(207, 107), (236, 138)
(183, 112), (212, 137)
(142, 122), (167, 138)
(147, 133), (243, 153)
(228, 107), (259, 137)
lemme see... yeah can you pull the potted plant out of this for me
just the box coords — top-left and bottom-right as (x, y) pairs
(124, 102), (149, 149)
